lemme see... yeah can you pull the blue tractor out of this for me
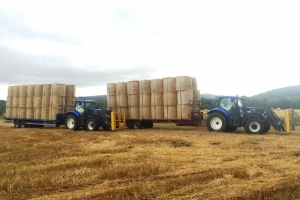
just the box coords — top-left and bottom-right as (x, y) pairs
(65, 99), (111, 131)
(206, 96), (284, 134)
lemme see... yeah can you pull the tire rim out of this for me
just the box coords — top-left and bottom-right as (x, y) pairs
(249, 121), (260, 132)
(87, 121), (94, 130)
(67, 118), (74, 129)
(210, 117), (222, 130)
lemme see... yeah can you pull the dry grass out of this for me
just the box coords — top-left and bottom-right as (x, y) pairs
(1, 121), (300, 200)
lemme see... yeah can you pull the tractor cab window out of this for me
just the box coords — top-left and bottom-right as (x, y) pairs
(220, 98), (235, 117)
(75, 102), (85, 115)
(238, 99), (243, 107)
(86, 102), (96, 110)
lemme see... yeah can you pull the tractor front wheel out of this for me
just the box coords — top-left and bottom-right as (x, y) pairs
(86, 118), (99, 131)
(244, 118), (264, 134)
(65, 115), (78, 131)
(206, 113), (227, 132)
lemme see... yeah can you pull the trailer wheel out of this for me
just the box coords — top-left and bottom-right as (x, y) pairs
(143, 121), (153, 128)
(20, 120), (26, 128)
(244, 118), (264, 134)
(14, 120), (21, 128)
(86, 118), (99, 131)
(126, 121), (132, 129)
(132, 120), (142, 129)
(206, 113), (227, 132)
(65, 115), (78, 131)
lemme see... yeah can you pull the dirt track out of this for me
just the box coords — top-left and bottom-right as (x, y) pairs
(1, 121), (300, 200)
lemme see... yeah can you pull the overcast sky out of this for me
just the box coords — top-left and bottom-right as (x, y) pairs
(1, 0), (299, 100)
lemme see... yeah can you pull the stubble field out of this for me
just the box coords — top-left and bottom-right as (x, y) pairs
(1, 121), (300, 200)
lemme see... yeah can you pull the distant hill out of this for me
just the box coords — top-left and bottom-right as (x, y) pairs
(253, 85), (300, 98)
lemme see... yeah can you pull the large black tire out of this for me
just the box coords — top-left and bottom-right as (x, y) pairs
(86, 118), (99, 131)
(65, 115), (78, 131)
(206, 113), (227, 132)
(126, 121), (132, 129)
(244, 118), (264, 134)
(132, 120), (143, 129)
(14, 120), (21, 128)
(20, 120), (26, 128)
(263, 122), (271, 133)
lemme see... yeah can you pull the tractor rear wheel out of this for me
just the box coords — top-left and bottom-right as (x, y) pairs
(206, 113), (227, 132)
(86, 118), (99, 131)
(244, 118), (264, 134)
(65, 115), (78, 131)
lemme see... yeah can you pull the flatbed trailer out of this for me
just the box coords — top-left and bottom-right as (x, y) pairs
(124, 111), (204, 129)
(4, 113), (67, 128)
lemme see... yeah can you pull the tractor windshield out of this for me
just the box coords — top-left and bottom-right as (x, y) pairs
(86, 102), (96, 110)
(238, 99), (243, 107)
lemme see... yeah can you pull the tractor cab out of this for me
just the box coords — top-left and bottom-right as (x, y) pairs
(65, 99), (111, 131)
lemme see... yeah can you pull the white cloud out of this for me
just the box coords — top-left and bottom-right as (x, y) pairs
(0, 0), (300, 100)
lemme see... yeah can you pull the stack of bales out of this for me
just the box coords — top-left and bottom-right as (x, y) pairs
(116, 82), (129, 119)
(176, 76), (194, 119)
(139, 80), (151, 119)
(151, 79), (164, 119)
(6, 83), (76, 120)
(106, 83), (117, 112)
(41, 84), (51, 120)
(49, 83), (66, 120)
(26, 85), (35, 118)
(18, 85), (27, 118)
(12, 86), (19, 118)
(106, 76), (199, 120)
(5, 86), (13, 118)
(163, 77), (177, 119)
(127, 81), (139, 119)
(65, 84), (76, 113)
(34, 84), (43, 119)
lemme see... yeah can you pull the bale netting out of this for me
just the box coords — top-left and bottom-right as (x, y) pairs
(34, 84), (43, 97)
(127, 81), (139, 95)
(34, 96), (42, 108)
(164, 105), (177, 119)
(18, 96), (27, 108)
(41, 107), (50, 120)
(177, 104), (191, 120)
(13, 86), (19, 97)
(107, 83), (116, 96)
(5, 107), (12, 118)
(42, 95), (51, 109)
(26, 107), (34, 119)
(13, 96), (19, 108)
(49, 96), (65, 120)
(117, 107), (129, 119)
(128, 106), (139, 119)
(139, 93), (151, 107)
(192, 77), (197, 90)
(150, 79), (163, 93)
(177, 90), (193, 105)
(43, 84), (52, 96)
(51, 83), (66, 97)
(163, 91), (177, 105)
(8, 86), (13, 97)
(19, 85), (27, 97)
(6, 96), (13, 108)
(139, 80), (151, 94)
(65, 96), (76, 113)
(193, 90), (200, 101)
(12, 108), (18, 118)
(18, 108), (26, 119)
(66, 84), (76, 97)
(151, 105), (164, 119)
(116, 94), (128, 107)
(27, 85), (35, 97)
(163, 77), (176, 92)
(107, 95), (117, 110)
(140, 106), (151, 119)
(151, 92), (163, 106)
(116, 82), (127, 95)
(128, 94), (139, 107)
(176, 76), (193, 91)
(34, 107), (42, 119)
